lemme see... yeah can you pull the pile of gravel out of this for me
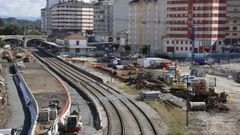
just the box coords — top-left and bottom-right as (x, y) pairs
(208, 64), (240, 77)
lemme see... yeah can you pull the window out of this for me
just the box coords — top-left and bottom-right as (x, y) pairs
(76, 41), (79, 45)
(219, 41), (222, 44)
(185, 47), (188, 51)
(233, 26), (237, 30)
(176, 40), (179, 44)
(167, 40), (169, 44)
(190, 47), (192, 51)
(172, 41), (174, 44)
(76, 48), (80, 53)
(181, 47), (183, 50)
(181, 41), (183, 44)
(176, 47), (179, 50)
(185, 41), (188, 44)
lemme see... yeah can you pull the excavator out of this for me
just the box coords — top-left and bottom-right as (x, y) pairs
(59, 104), (82, 135)
(170, 65), (187, 91)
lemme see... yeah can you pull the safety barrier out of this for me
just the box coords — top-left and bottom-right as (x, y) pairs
(13, 63), (39, 135)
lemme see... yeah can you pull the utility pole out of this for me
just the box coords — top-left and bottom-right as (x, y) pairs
(137, 0), (144, 54)
(191, 24), (195, 64)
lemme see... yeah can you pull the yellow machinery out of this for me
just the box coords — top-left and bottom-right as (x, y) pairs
(168, 64), (187, 91)
(171, 79), (187, 91)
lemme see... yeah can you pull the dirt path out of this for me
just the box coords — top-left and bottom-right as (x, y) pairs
(178, 65), (240, 135)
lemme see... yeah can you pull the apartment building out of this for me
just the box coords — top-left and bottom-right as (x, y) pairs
(47, 0), (60, 7)
(163, 0), (226, 57)
(50, 1), (94, 34)
(225, 0), (240, 45)
(41, 7), (52, 34)
(93, 1), (113, 37)
(41, 0), (94, 35)
(128, 0), (167, 55)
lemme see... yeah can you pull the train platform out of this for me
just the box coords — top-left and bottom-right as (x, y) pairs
(20, 60), (69, 134)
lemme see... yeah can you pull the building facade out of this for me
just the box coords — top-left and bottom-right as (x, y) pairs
(163, 0), (226, 57)
(56, 33), (95, 56)
(51, 1), (94, 34)
(113, 0), (132, 36)
(129, 0), (167, 55)
(47, 0), (60, 7)
(225, 0), (240, 45)
(41, 0), (94, 35)
(41, 7), (52, 34)
(93, 1), (113, 37)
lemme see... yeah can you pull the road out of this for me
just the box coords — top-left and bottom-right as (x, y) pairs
(3, 63), (25, 133)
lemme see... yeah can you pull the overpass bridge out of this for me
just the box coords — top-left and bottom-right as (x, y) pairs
(0, 35), (47, 46)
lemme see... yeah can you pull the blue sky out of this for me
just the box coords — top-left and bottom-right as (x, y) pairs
(0, 0), (91, 20)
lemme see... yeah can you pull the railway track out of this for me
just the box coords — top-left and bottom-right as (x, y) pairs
(34, 50), (159, 135)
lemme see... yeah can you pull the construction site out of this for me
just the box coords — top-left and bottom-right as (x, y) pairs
(58, 51), (240, 135)
(1, 36), (240, 135)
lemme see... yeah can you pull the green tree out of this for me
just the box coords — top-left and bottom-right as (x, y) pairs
(1, 24), (23, 35)
(29, 28), (41, 35)
(124, 44), (131, 52)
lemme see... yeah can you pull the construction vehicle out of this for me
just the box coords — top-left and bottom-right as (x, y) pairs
(164, 64), (188, 91)
(64, 112), (82, 133)
(62, 104), (82, 134)
(191, 79), (208, 93)
(2, 49), (13, 62)
(171, 79), (187, 91)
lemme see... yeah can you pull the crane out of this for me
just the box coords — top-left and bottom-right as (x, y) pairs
(137, 0), (144, 54)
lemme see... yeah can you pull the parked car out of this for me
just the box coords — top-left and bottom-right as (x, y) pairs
(183, 76), (196, 85)
(180, 73), (190, 82)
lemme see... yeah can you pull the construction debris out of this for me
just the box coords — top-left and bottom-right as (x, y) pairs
(128, 72), (165, 90)
(189, 102), (206, 111)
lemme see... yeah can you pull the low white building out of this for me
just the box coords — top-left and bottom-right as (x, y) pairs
(56, 34), (95, 56)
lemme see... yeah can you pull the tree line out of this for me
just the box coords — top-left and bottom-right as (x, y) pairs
(0, 17), (42, 35)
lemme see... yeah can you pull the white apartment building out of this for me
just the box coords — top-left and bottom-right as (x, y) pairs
(93, 1), (113, 37)
(225, 0), (240, 45)
(51, 1), (94, 34)
(41, 7), (52, 34)
(47, 0), (60, 7)
(128, 0), (167, 55)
